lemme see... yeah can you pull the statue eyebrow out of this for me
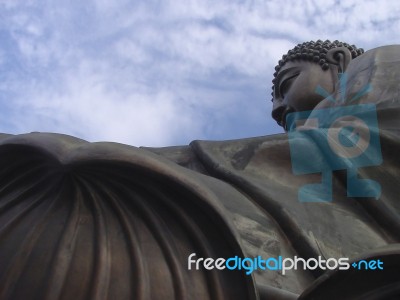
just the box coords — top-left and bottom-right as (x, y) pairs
(279, 72), (300, 95)
(275, 67), (299, 96)
(275, 67), (298, 86)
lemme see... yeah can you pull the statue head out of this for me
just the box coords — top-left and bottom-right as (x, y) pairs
(271, 40), (364, 130)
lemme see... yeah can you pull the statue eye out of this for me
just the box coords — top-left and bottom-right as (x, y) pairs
(279, 73), (299, 97)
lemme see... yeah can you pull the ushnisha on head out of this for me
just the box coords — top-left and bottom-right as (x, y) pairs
(271, 40), (364, 130)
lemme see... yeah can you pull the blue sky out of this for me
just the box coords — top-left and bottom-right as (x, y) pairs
(1, 0), (400, 146)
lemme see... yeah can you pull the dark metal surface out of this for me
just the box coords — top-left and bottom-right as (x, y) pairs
(0, 134), (257, 300)
(1, 45), (400, 299)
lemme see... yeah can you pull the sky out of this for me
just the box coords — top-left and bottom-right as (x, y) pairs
(1, 0), (400, 147)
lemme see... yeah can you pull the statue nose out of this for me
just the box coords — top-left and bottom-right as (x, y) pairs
(272, 104), (296, 131)
(272, 105), (286, 126)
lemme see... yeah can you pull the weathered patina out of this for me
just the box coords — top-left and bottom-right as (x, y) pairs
(0, 43), (400, 299)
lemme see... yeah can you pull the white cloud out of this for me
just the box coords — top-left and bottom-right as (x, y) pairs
(1, 0), (400, 146)
(11, 57), (203, 146)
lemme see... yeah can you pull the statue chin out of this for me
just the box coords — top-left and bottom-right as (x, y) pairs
(1, 45), (400, 299)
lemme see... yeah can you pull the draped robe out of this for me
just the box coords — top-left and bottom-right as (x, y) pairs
(1, 45), (400, 299)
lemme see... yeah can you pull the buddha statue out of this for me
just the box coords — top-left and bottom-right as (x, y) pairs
(0, 40), (399, 299)
(271, 40), (365, 130)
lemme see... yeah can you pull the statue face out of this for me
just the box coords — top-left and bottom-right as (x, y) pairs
(272, 60), (336, 130)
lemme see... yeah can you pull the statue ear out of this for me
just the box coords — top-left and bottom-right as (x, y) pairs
(326, 47), (352, 73)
